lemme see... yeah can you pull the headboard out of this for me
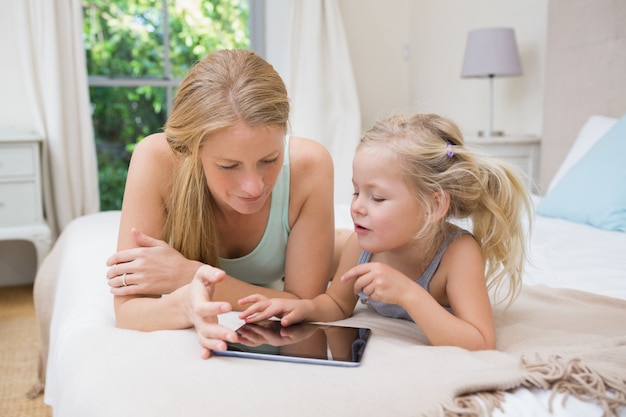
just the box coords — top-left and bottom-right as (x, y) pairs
(539, 0), (626, 193)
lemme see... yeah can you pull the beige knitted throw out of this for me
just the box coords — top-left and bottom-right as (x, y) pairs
(443, 285), (626, 417)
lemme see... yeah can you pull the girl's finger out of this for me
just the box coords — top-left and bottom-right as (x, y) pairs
(237, 294), (266, 306)
(238, 302), (268, 321)
(340, 264), (368, 282)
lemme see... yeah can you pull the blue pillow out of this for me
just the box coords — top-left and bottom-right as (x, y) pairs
(537, 114), (626, 232)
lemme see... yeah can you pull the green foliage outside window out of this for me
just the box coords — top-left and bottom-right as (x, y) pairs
(83, 0), (250, 210)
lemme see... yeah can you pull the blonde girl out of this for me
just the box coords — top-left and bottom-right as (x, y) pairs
(239, 113), (532, 351)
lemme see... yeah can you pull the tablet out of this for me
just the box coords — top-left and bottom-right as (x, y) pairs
(212, 320), (371, 367)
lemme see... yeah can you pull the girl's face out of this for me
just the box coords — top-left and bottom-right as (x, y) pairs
(350, 147), (426, 253)
(200, 121), (284, 215)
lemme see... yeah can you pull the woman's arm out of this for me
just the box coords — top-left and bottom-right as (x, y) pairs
(106, 134), (217, 331)
(281, 137), (336, 299)
(114, 265), (239, 359)
(106, 133), (203, 295)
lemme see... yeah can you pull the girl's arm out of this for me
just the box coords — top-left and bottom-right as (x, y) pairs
(399, 235), (496, 350)
(239, 233), (362, 325)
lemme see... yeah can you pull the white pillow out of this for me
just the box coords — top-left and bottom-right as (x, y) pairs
(547, 115), (618, 191)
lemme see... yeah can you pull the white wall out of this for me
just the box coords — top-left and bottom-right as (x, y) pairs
(339, 0), (547, 138)
(338, 0), (413, 128)
(541, 0), (626, 191)
(0, 0), (549, 166)
(0, 1), (34, 130)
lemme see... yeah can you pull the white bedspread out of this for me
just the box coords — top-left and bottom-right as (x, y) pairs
(41, 204), (626, 417)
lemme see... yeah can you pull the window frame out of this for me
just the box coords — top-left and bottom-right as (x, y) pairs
(86, 0), (264, 117)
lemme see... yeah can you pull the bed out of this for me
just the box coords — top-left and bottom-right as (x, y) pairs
(33, 114), (626, 417)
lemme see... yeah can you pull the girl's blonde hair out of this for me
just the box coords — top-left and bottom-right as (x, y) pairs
(163, 49), (289, 266)
(358, 113), (532, 306)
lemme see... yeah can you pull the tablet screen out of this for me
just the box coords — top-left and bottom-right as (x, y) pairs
(212, 320), (371, 367)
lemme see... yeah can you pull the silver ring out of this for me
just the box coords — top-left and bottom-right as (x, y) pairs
(122, 273), (128, 287)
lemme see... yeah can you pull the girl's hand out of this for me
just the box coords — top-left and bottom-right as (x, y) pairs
(238, 295), (313, 327)
(188, 265), (238, 359)
(235, 321), (322, 347)
(106, 228), (199, 296)
(341, 262), (414, 306)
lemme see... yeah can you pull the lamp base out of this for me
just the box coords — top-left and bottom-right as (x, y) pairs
(478, 130), (505, 137)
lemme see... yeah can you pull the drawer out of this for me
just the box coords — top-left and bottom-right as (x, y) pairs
(0, 144), (36, 178)
(0, 182), (39, 226)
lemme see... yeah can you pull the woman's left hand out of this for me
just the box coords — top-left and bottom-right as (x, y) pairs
(106, 228), (201, 296)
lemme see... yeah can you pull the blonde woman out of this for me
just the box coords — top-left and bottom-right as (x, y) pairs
(240, 113), (532, 351)
(106, 49), (335, 358)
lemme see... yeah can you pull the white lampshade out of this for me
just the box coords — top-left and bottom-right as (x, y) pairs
(461, 27), (522, 78)
(460, 27), (522, 137)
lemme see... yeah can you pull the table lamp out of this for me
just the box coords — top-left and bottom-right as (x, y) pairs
(461, 27), (522, 137)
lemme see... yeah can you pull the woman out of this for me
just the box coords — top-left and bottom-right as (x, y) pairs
(105, 49), (335, 358)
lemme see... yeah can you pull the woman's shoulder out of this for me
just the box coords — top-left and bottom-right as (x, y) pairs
(286, 136), (334, 224)
(130, 132), (177, 170)
(127, 133), (176, 188)
(288, 136), (332, 189)
(133, 132), (173, 157)
(288, 136), (333, 178)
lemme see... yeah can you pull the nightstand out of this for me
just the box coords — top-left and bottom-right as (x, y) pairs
(0, 129), (51, 270)
(464, 134), (541, 193)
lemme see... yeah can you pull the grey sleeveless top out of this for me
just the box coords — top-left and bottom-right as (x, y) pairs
(358, 226), (468, 320)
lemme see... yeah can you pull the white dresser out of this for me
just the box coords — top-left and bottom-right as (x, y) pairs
(0, 129), (51, 272)
(464, 134), (541, 193)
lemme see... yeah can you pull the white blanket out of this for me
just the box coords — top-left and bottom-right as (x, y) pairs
(37, 207), (626, 417)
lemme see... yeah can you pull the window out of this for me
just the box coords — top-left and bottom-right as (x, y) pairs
(83, 0), (256, 210)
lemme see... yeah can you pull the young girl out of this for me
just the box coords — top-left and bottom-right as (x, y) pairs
(238, 113), (532, 351)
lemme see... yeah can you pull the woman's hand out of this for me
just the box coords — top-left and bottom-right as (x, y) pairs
(238, 294), (313, 327)
(106, 228), (200, 296)
(188, 265), (238, 359)
(341, 262), (414, 306)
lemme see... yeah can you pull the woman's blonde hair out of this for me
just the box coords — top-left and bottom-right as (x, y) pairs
(163, 49), (289, 266)
(358, 113), (532, 306)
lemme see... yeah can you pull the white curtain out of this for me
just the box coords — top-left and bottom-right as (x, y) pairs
(285, 0), (362, 206)
(11, 0), (99, 239)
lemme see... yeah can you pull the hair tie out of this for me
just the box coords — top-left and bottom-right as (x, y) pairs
(446, 142), (454, 158)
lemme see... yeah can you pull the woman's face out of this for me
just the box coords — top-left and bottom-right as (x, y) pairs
(350, 147), (426, 253)
(200, 121), (284, 215)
